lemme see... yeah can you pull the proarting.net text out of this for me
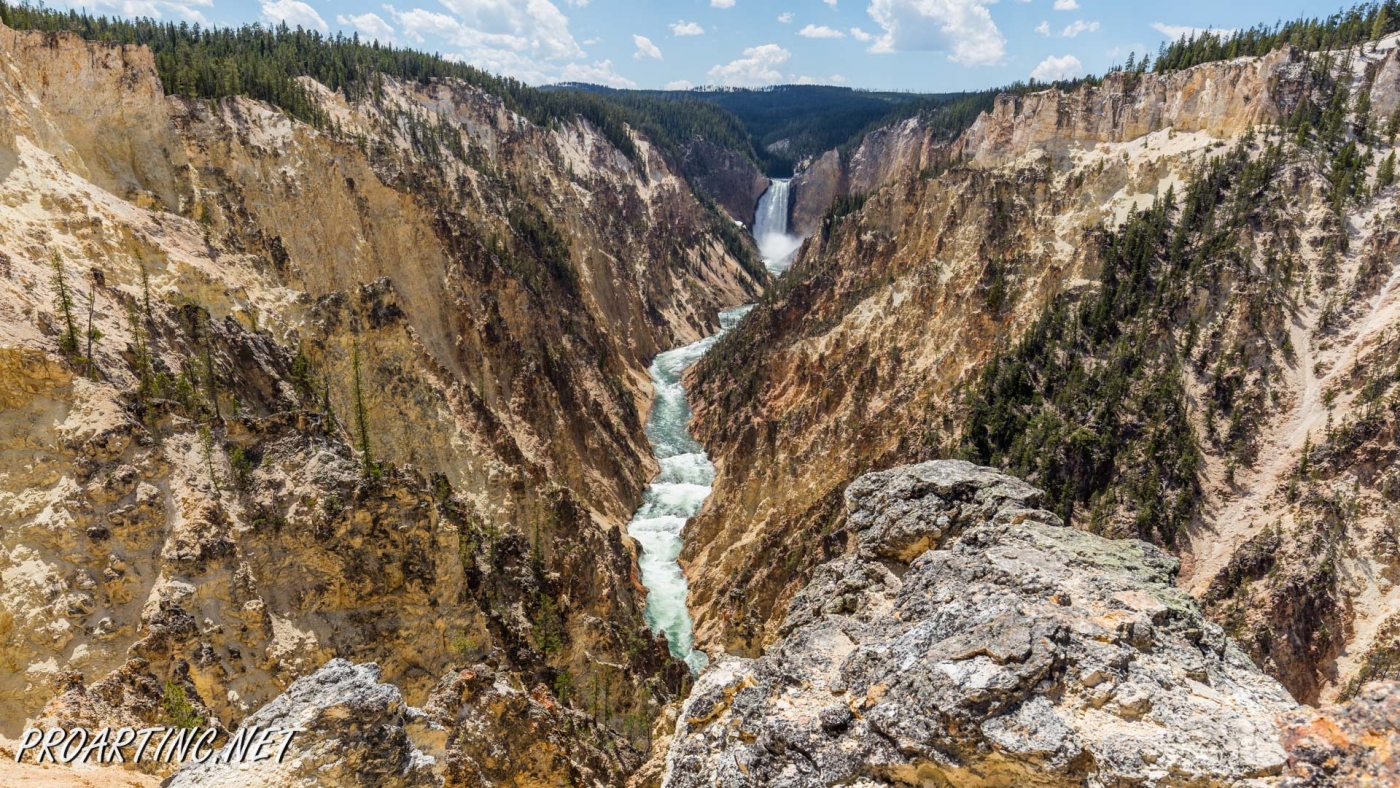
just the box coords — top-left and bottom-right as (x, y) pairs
(15, 725), (304, 766)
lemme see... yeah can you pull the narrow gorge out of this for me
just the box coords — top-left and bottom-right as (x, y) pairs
(627, 179), (795, 673)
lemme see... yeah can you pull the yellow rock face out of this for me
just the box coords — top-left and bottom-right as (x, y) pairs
(0, 21), (761, 773)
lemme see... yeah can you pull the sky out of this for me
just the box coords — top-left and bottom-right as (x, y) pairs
(51, 0), (1363, 92)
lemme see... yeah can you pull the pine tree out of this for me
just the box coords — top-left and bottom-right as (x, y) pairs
(322, 380), (337, 434)
(1379, 151), (1397, 188)
(1373, 6), (1392, 44)
(49, 253), (80, 357)
(83, 269), (103, 380)
(352, 344), (376, 477)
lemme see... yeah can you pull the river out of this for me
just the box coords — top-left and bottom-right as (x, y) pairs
(625, 179), (798, 672)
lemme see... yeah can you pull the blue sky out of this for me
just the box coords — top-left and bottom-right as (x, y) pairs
(53, 0), (1359, 91)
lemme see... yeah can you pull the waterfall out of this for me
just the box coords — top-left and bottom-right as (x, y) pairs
(755, 179), (790, 237)
(754, 179), (802, 274)
(626, 305), (753, 673)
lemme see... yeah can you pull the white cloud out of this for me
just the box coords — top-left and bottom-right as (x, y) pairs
(564, 0), (590, 5)
(337, 12), (396, 44)
(391, 7), (459, 44)
(830, 74), (848, 83)
(850, 26), (875, 42)
(633, 34), (663, 59)
(866, 0), (1006, 66)
(260, 0), (327, 32)
(1152, 22), (1236, 40)
(1036, 18), (1098, 38)
(799, 24), (846, 38)
(666, 79), (696, 90)
(671, 20), (705, 36)
(707, 44), (791, 87)
(823, 0), (838, 7)
(1052, 0), (1078, 10)
(712, 0), (735, 7)
(582, 37), (602, 45)
(559, 59), (636, 88)
(778, 12), (794, 23)
(386, 1), (641, 88)
(1061, 20), (1099, 38)
(67, 0), (211, 23)
(1030, 53), (1083, 81)
(387, 0), (585, 71)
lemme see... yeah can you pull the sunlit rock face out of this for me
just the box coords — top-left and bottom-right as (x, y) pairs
(0, 18), (761, 782)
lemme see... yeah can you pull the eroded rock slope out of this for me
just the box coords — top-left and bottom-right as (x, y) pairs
(686, 38), (1400, 704)
(0, 20), (761, 777)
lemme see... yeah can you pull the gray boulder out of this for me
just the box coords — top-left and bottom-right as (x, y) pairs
(166, 659), (443, 787)
(662, 461), (1297, 787)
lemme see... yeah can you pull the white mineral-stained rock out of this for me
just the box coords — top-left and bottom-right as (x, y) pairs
(662, 461), (1299, 787)
(167, 659), (443, 787)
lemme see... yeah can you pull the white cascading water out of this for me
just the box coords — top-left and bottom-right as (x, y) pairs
(626, 305), (753, 673)
(754, 178), (803, 274)
(626, 178), (795, 672)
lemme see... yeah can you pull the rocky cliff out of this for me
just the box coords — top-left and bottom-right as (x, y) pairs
(0, 19), (760, 779)
(686, 36), (1400, 709)
(789, 45), (1325, 238)
(789, 116), (950, 238)
(681, 139), (770, 228)
(660, 461), (1300, 787)
(158, 461), (1400, 787)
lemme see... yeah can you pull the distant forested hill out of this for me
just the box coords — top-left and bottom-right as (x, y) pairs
(557, 84), (950, 175)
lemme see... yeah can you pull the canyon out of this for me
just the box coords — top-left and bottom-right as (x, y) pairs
(1, 8), (1400, 788)
(0, 18), (761, 783)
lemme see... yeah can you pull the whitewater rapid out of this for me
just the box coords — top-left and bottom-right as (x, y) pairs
(627, 306), (752, 673)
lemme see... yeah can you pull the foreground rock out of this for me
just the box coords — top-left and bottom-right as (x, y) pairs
(423, 665), (641, 787)
(167, 660), (442, 787)
(662, 461), (1299, 786)
(1279, 682), (1400, 787)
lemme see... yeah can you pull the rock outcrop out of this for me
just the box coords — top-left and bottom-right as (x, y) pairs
(789, 149), (845, 238)
(662, 461), (1299, 787)
(168, 659), (442, 787)
(1279, 681), (1400, 786)
(423, 665), (641, 787)
(790, 117), (950, 238)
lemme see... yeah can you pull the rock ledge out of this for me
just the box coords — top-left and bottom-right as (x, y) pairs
(663, 461), (1298, 787)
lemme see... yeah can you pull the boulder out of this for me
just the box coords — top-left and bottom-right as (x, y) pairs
(662, 461), (1298, 787)
(166, 660), (442, 787)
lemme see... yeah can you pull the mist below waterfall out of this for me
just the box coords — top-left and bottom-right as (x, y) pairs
(755, 179), (802, 274)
